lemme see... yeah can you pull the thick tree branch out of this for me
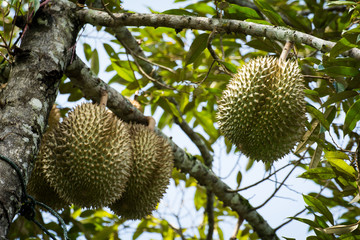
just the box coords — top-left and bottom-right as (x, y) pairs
(0, 0), (81, 237)
(76, 10), (360, 59)
(64, 57), (279, 240)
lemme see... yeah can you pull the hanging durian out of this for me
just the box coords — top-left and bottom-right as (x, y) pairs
(40, 103), (133, 208)
(47, 104), (61, 131)
(27, 131), (70, 210)
(217, 56), (306, 162)
(28, 105), (69, 210)
(109, 123), (174, 219)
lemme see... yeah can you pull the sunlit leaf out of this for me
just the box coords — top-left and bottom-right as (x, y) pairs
(298, 167), (336, 180)
(326, 158), (357, 180)
(316, 220), (360, 235)
(303, 195), (334, 225)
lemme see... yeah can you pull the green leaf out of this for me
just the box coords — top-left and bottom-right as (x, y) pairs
(330, 38), (357, 58)
(236, 171), (242, 188)
(91, 49), (99, 75)
(326, 158), (357, 180)
(162, 9), (196, 16)
(157, 97), (181, 119)
(254, 0), (286, 26)
(193, 110), (218, 140)
(298, 167), (336, 180)
(322, 91), (358, 107)
(290, 217), (320, 228)
(306, 105), (330, 131)
(111, 61), (136, 82)
(344, 98), (360, 135)
(83, 43), (92, 61)
(185, 3), (216, 15)
(327, 1), (357, 6)
(316, 220), (360, 235)
(324, 151), (349, 160)
(226, 4), (262, 20)
(30, 0), (40, 13)
(303, 195), (334, 225)
(185, 33), (209, 66)
(323, 66), (359, 77)
(194, 187), (206, 211)
(103, 43), (119, 59)
(221, 61), (237, 73)
(309, 142), (324, 169)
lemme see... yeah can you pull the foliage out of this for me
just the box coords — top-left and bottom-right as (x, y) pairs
(2, 0), (360, 239)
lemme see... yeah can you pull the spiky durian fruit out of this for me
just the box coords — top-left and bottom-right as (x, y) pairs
(40, 103), (133, 208)
(109, 123), (174, 219)
(48, 104), (61, 130)
(217, 56), (306, 162)
(27, 132), (70, 211)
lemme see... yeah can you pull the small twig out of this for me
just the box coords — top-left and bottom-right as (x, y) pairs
(121, 39), (176, 74)
(230, 216), (244, 240)
(254, 161), (299, 210)
(279, 41), (294, 62)
(207, 30), (234, 76)
(101, 0), (116, 19)
(206, 190), (214, 240)
(196, 60), (216, 85)
(226, 162), (292, 192)
(99, 89), (108, 107)
(274, 180), (331, 232)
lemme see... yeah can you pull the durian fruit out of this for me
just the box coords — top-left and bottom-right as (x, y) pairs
(40, 103), (133, 208)
(47, 104), (61, 130)
(27, 132), (70, 211)
(217, 56), (306, 162)
(109, 123), (174, 219)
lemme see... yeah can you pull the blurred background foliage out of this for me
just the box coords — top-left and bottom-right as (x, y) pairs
(2, 0), (360, 239)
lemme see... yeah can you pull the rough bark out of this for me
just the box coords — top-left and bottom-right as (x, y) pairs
(76, 10), (360, 59)
(0, 0), (81, 237)
(65, 57), (279, 240)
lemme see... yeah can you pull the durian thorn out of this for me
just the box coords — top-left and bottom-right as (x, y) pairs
(279, 41), (294, 62)
(99, 89), (108, 108)
(146, 116), (156, 131)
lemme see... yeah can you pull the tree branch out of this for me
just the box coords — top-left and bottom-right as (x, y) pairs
(0, 0), (81, 236)
(64, 57), (279, 240)
(76, 10), (360, 59)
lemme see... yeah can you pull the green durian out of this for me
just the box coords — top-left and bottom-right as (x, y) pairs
(40, 103), (133, 208)
(109, 123), (174, 219)
(27, 132), (70, 211)
(217, 56), (306, 162)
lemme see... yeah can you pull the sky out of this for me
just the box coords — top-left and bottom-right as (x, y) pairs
(56, 0), (327, 239)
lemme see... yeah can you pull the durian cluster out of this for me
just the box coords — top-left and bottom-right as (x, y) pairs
(217, 56), (306, 162)
(27, 103), (174, 219)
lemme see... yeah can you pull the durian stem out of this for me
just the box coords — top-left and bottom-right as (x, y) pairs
(279, 41), (294, 62)
(146, 116), (156, 131)
(99, 89), (108, 107)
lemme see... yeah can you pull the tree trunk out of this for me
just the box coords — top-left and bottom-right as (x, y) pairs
(0, 0), (81, 237)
